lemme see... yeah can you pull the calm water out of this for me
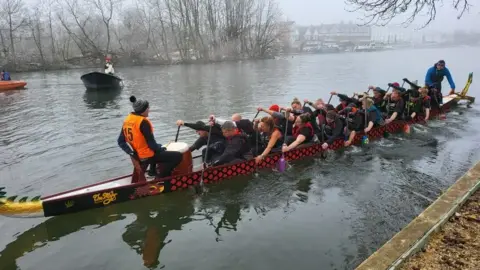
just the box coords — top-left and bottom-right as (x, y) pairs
(1, 47), (480, 270)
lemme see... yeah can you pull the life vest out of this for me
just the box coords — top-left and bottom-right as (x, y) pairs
(292, 122), (314, 140)
(122, 113), (155, 159)
(367, 105), (382, 124)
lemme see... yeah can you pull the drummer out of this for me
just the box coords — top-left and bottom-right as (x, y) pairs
(118, 96), (182, 177)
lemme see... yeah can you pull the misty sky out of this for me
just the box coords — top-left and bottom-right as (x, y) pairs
(278, 0), (479, 31)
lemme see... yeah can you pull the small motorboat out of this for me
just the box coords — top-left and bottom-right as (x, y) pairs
(0, 80), (27, 91)
(80, 71), (123, 90)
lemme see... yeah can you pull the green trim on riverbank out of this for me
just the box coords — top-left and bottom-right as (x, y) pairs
(355, 161), (480, 270)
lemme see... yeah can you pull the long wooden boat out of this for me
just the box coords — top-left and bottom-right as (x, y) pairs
(0, 73), (474, 218)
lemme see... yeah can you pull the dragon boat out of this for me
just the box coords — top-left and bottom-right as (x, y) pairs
(0, 73), (474, 218)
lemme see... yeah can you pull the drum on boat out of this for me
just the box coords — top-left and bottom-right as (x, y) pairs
(166, 142), (192, 176)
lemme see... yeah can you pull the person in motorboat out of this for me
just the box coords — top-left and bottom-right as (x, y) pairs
(254, 116), (283, 164)
(321, 110), (346, 150)
(207, 119), (251, 166)
(362, 97), (385, 135)
(118, 96), (182, 177)
(424, 60), (455, 106)
(1, 70), (11, 81)
(104, 57), (115, 75)
(175, 119), (225, 162)
(281, 113), (315, 152)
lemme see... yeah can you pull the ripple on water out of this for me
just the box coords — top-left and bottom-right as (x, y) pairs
(1, 51), (480, 270)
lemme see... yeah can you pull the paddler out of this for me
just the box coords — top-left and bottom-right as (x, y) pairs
(409, 88), (431, 121)
(363, 97), (385, 134)
(304, 98), (328, 126)
(340, 104), (365, 147)
(282, 114), (315, 152)
(257, 104), (293, 136)
(321, 110), (345, 150)
(175, 120), (225, 162)
(367, 86), (387, 112)
(104, 57), (115, 74)
(288, 97), (320, 133)
(330, 91), (353, 111)
(384, 87), (405, 124)
(118, 96), (183, 177)
(424, 60), (456, 105)
(254, 116), (283, 164)
(208, 118), (251, 166)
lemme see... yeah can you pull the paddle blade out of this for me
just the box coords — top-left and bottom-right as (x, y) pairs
(383, 130), (390, 138)
(361, 135), (369, 145)
(277, 156), (286, 172)
(403, 124), (411, 134)
(439, 113), (446, 120)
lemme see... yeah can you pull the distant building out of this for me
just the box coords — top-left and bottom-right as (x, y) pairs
(302, 22), (371, 44)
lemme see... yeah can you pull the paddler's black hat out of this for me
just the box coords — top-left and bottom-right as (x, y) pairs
(337, 94), (350, 103)
(373, 87), (387, 95)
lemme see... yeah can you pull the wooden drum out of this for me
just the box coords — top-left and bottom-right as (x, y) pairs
(166, 142), (193, 176)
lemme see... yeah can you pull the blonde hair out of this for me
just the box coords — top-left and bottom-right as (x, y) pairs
(364, 98), (373, 107)
(419, 87), (428, 97)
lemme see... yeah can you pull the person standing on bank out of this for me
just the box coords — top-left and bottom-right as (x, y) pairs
(118, 96), (182, 177)
(424, 60), (455, 107)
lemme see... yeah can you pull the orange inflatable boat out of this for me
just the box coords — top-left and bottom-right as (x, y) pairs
(0, 80), (27, 91)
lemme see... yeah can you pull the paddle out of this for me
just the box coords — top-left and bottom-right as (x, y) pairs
(174, 126), (180, 142)
(327, 94), (333, 105)
(432, 89), (446, 120)
(252, 111), (260, 122)
(361, 97), (369, 145)
(278, 111), (289, 172)
(195, 123), (213, 194)
(383, 86), (392, 138)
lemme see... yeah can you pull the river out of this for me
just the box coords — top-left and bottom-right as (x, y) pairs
(1, 47), (480, 270)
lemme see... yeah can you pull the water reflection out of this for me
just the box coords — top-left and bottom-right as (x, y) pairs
(0, 171), (312, 270)
(83, 89), (122, 109)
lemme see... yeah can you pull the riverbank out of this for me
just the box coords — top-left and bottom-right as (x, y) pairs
(3, 55), (276, 74)
(356, 161), (480, 270)
(399, 189), (480, 270)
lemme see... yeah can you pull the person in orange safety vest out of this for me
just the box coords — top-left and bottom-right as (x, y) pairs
(118, 96), (182, 177)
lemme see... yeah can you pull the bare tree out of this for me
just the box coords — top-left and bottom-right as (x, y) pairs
(0, 0), (27, 70)
(28, 5), (46, 68)
(88, 0), (122, 55)
(345, 0), (471, 28)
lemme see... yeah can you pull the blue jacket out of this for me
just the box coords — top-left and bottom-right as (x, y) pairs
(425, 64), (455, 89)
(367, 105), (382, 124)
(2, 71), (11, 80)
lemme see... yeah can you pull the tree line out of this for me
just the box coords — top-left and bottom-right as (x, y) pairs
(0, 0), (288, 71)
